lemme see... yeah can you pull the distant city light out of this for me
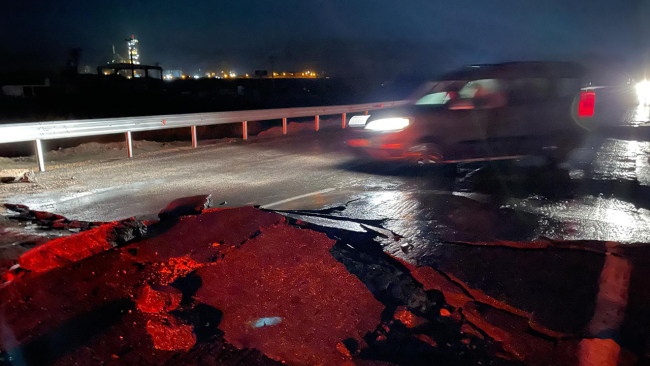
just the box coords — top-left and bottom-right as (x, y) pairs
(127, 36), (140, 65)
(160, 68), (323, 80)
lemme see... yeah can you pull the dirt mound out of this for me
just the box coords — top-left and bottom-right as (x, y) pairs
(49, 140), (165, 156)
(257, 119), (341, 137)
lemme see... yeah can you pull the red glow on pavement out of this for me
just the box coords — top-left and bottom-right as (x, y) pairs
(414, 334), (438, 347)
(136, 284), (182, 313)
(146, 315), (196, 351)
(195, 222), (384, 366)
(393, 306), (426, 328)
(18, 222), (121, 272)
(336, 342), (351, 356)
(578, 91), (596, 118)
(156, 256), (204, 285)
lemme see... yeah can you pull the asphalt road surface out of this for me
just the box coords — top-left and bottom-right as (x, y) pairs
(3, 105), (650, 247)
(6, 105), (650, 365)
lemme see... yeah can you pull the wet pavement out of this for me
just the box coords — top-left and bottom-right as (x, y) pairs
(3, 107), (650, 246)
(3, 106), (650, 365)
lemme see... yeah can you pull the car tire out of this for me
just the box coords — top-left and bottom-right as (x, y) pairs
(409, 142), (445, 164)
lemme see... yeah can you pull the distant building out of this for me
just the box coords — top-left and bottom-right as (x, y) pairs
(127, 35), (140, 65)
(98, 63), (162, 80)
(111, 44), (126, 64)
(164, 70), (183, 80)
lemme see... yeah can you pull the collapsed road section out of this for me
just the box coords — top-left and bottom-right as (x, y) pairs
(0, 195), (646, 366)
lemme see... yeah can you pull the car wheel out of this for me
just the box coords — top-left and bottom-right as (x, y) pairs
(409, 143), (445, 164)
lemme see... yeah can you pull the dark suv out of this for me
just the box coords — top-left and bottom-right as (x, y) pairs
(347, 61), (632, 163)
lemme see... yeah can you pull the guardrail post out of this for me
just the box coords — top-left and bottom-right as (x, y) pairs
(282, 118), (287, 134)
(315, 115), (320, 131)
(34, 139), (45, 172)
(125, 132), (133, 158)
(242, 121), (248, 140)
(191, 126), (198, 148)
(342, 113), (346, 129)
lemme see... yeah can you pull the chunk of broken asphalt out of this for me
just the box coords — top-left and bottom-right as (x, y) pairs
(159, 194), (213, 220)
(0, 170), (37, 184)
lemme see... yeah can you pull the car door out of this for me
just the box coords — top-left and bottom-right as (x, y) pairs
(444, 79), (507, 159)
(491, 77), (560, 155)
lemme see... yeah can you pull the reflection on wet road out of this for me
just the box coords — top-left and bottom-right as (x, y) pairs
(313, 131), (650, 246)
(273, 105), (650, 365)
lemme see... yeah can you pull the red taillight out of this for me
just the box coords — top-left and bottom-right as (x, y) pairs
(578, 91), (595, 118)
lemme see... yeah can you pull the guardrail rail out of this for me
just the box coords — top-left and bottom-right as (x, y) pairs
(0, 100), (409, 171)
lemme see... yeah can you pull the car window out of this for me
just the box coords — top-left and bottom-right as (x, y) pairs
(506, 78), (551, 104)
(458, 79), (501, 99)
(448, 79), (506, 109)
(416, 92), (451, 105)
(415, 80), (468, 105)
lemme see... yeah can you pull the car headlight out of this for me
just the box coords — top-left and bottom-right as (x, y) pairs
(364, 118), (410, 131)
(637, 80), (650, 105)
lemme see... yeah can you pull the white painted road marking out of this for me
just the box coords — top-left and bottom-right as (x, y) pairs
(261, 188), (336, 209)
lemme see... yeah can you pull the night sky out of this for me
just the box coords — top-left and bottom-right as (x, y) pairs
(0, 0), (644, 80)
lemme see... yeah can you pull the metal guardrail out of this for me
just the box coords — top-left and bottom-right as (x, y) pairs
(0, 100), (409, 172)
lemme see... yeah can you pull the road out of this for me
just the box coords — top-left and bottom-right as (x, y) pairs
(3, 105), (650, 247)
(5, 105), (650, 365)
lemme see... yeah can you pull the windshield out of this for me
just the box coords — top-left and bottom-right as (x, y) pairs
(414, 80), (468, 105)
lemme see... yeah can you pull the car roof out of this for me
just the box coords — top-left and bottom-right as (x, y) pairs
(437, 61), (587, 81)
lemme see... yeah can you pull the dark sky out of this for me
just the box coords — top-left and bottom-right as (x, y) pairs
(0, 0), (642, 79)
